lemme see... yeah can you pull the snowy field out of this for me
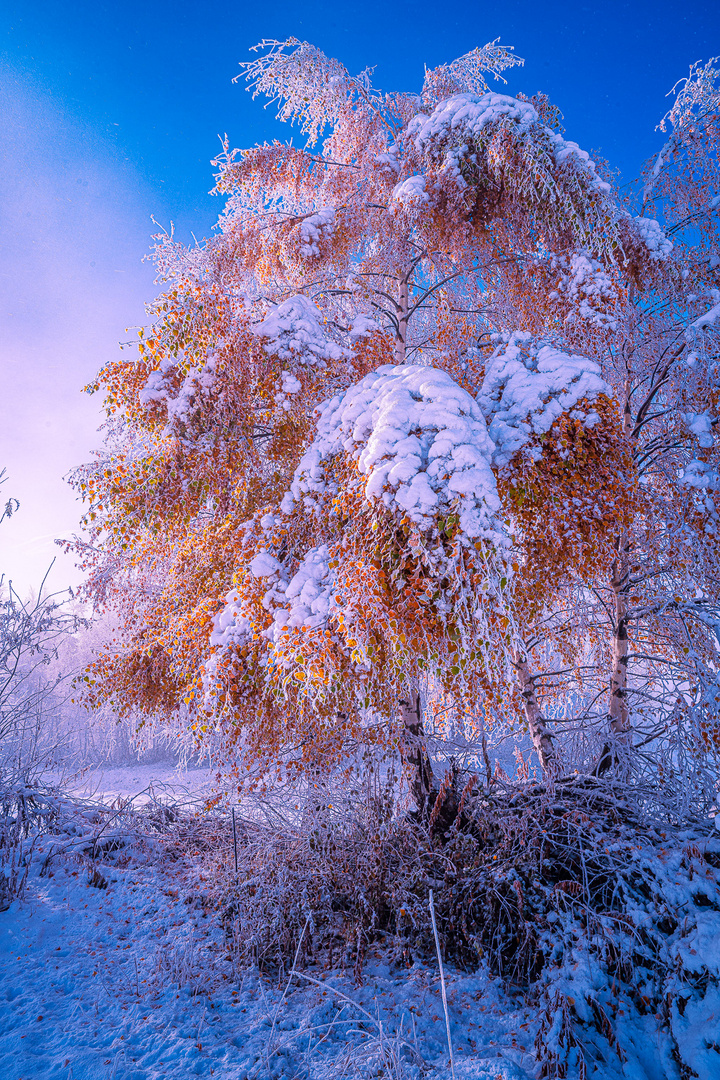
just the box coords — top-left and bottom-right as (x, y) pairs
(42, 765), (218, 807)
(0, 787), (535, 1080)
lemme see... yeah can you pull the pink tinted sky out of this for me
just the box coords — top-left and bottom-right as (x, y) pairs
(0, 67), (156, 595)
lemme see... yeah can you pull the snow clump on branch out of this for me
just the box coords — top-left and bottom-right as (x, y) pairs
(633, 216), (673, 260)
(410, 92), (612, 195)
(478, 333), (611, 469)
(283, 364), (509, 550)
(253, 295), (349, 365)
(138, 355), (218, 433)
(298, 207), (335, 258)
(549, 251), (618, 329)
(262, 544), (335, 645)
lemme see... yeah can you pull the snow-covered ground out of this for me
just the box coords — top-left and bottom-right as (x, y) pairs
(0, 792), (535, 1080)
(5, 780), (720, 1080)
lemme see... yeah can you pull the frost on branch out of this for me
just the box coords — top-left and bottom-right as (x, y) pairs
(477, 333), (611, 469)
(283, 364), (509, 551)
(421, 40), (524, 104)
(236, 38), (383, 147)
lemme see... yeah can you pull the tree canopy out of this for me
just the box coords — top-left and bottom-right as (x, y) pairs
(71, 41), (720, 802)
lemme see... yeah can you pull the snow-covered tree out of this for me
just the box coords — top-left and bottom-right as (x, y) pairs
(70, 40), (720, 804)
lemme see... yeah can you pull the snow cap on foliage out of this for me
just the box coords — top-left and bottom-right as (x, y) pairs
(253, 295), (349, 365)
(283, 364), (508, 549)
(263, 544), (335, 644)
(348, 314), (380, 342)
(392, 174), (430, 208)
(274, 371), (302, 411)
(477, 333), (611, 469)
(680, 459), (720, 534)
(681, 459), (720, 491)
(633, 216), (673, 260)
(410, 92), (611, 195)
(685, 412), (716, 449)
(298, 207), (335, 258)
(689, 290), (720, 333)
(210, 543), (338, 656)
(138, 356), (217, 430)
(549, 251), (617, 329)
(411, 92), (537, 150)
(209, 588), (252, 652)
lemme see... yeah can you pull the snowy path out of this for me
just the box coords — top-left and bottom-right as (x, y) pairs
(1, 808), (535, 1080)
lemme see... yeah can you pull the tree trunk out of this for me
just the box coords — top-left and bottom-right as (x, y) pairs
(608, 539), (631, 736)
(514, 652), (557, 775)
(596, 534), (631, 775)
(596, 383), (633, 776)
(393, 275), (409, 365)
(609, 383), (633, 737)
(398, 689), (435, 815)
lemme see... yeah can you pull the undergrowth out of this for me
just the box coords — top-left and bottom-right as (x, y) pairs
(204, 774), (720, 1079)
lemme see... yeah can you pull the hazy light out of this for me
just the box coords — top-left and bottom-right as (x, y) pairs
(0, 64), (158, 596)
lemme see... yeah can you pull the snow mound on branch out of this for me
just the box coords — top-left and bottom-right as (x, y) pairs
(209, 588), (253, 652)
(633, 215), (673, 260)
(283, 364), (508, 549)
(349, 313), (380, 342)
(410, 92), (611, 194)
(264, 544), (335, 644)
(681, 460), (720, 491)
(392, 174), (430, 207)
(274, 371), (302, 411)
(411, 92), (537, 148)
(478, 334), (610, 469)
(685, 412), (716, 449)
(253, 295), (349, 365)
(549, 251), (617, 329)
(689, 290), (720, 333)
(298, 207), (335, 257)
(209, 545), (337, 656)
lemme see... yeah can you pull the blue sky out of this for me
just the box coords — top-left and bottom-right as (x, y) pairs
(1, 0), (719, 592)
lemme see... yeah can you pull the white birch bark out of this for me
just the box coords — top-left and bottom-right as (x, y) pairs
(514, 652), (557, 774)
(393, 274), (409, 365)
(399, 689), (435, 814)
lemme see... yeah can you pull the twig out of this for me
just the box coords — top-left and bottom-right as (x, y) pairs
(429, 889), (456, 1080)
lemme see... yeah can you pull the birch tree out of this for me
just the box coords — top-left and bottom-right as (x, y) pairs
(70, 40), (719, 802)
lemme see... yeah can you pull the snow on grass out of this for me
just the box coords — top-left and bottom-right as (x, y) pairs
(0, 790), (535, 1080)
(4, 784), (720, 1080)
